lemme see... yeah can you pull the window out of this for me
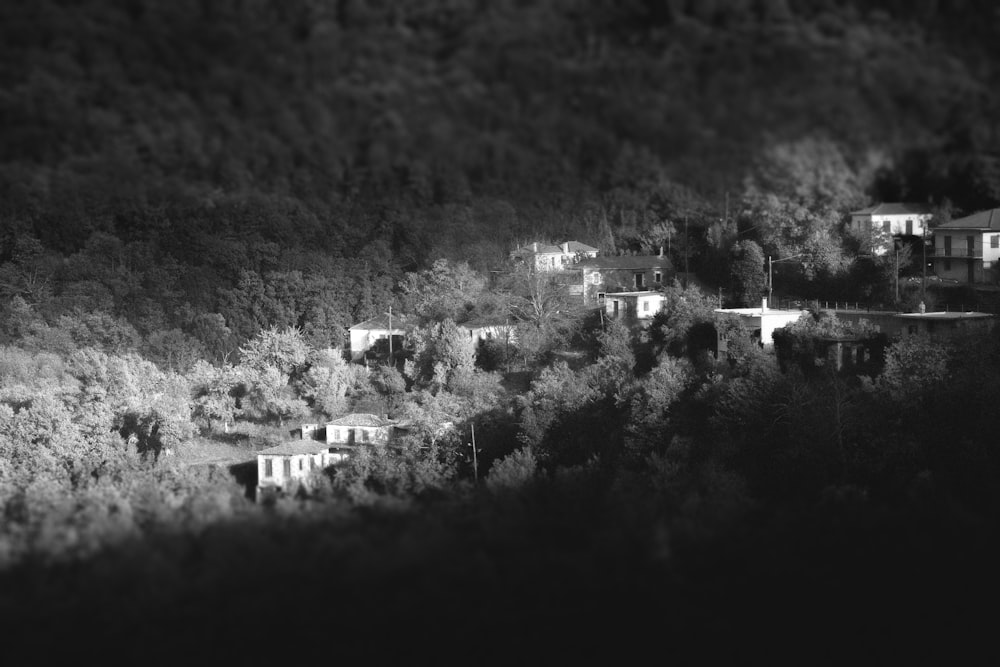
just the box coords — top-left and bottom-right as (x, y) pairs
(905, 220), (913, 235)
(654, 271), (662, 284)
(264, 459), (273, 478)
(634, 272), (645, 289)
(283, 459), (291, 477)
(362, 430), (370, 443)
(992, 235), (999, 249)
(882, 220), (891, 233)
(643, 300), (650, 312)
(298, 458), (304, 471)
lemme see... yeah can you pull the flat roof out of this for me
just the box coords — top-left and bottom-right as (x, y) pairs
(895, 311), (995, 320)
(605, 291), (665, 297)
(715, 308), (808, 317)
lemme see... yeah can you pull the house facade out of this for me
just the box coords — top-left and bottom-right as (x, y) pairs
(348, 312), (416, 361)
(930, 208), (1000, 283)
(256, 413), (400, 499)
(256, 440), (349, 499)
(509, 241), (599, 272)
(576, 254), (673, 305)
(603, 291), (666, 320)
(850, 202), (933, 255)
(325, 412), (397, 447)
(459, 318), (518, 346)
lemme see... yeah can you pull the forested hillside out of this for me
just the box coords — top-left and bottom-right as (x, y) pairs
(3, 2), (1000, 662)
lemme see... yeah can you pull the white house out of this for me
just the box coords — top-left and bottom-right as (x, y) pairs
(348, 312), (416, 361)
(714, 298), (808, 355)
(603, 290), (666, 320)
(850, 202), (933, 254)
(509, 240), (599, 272)
(458, 318), (518, 346)
(325, 412), (397, 447)
(930, 208), (1000, 284)
(256, 440), (349, 498)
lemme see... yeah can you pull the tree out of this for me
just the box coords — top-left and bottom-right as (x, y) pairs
(729, 240), (766, 306)
(300, 348), (366, 418)
(399, 259), (485, 323)
(405, 320), (476, 391)
(234, 327), (311, 424)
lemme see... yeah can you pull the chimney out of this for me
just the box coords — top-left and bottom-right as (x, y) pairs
(562, 242), (569, 254)
(762, 297), (768, 312)
(532, 242), (538, 252)
(659, 245), (663, 258)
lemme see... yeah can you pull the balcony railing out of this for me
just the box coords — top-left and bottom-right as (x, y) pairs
(928, 247), (982, 258)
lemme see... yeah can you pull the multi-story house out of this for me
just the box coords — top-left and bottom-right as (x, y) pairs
(509, 241), (599, 272)
(576, 253), (673, 305)
(931, 207), (1000, 283)
(850, 202), (933, 255)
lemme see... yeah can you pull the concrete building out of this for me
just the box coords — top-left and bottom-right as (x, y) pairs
(714, 298), (808, 355)
(577, 253), (673, 305)
(603, 290), (666, 320)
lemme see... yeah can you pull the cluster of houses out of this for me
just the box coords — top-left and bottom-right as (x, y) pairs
(850, 202), (1000, 284)
(254, 210), (1000, 499)
(256, 413), (402, 498)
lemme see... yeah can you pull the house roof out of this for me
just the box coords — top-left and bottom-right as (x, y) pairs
(460, 317), (513, 329)
(936, 208), (1000, 231)
(257, 441), (332, 457)
(511, 242), (563, 256)
(577, 255), (672, 270)
(605, 290), (666, 298)
(349, 313), (417, 332)
(327, 412), (395, 428)
(563, 241), (599, 253)
(851, 202), (934, 216)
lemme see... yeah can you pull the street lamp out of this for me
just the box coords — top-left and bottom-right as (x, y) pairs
(768, 253), (808, 309)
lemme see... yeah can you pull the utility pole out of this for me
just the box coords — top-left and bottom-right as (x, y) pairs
(684, 215), (689, 287)
(469, 423), (479, 483)
(921, 226), (927, 302)
(768, 255), (772, 309)
(895, 244), (900, 304)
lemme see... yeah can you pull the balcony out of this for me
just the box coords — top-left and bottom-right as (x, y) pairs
(928, 247), (982, 259)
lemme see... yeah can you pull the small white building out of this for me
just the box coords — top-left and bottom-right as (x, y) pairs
(850, 202), (933, 255)
(459, 319), (518, 346)
(603, 290), (666, 320)
(348, 312), (415, 362)
(714, 298), (808, 354)
(930, 208), (1000, 283)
